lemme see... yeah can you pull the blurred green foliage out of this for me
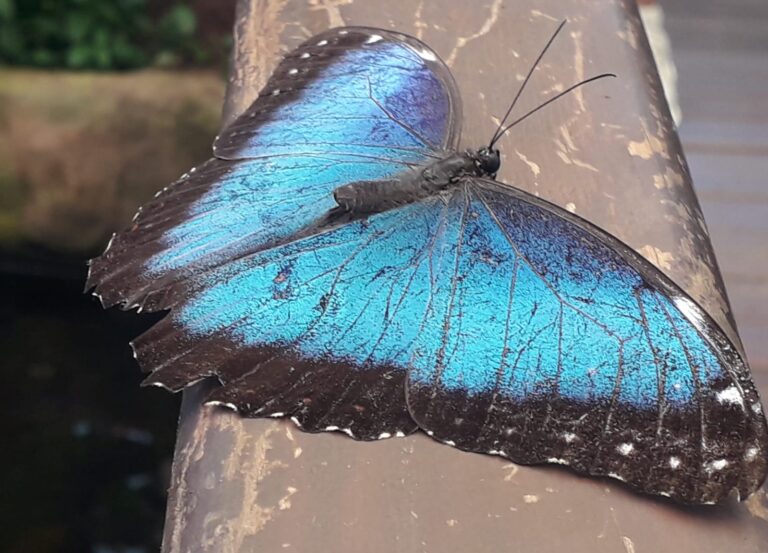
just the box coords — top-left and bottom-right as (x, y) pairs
(0, 0), (223, 69)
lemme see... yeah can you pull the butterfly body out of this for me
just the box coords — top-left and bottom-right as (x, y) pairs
(88, 26), (768, 504)
(333, 148), (498, 213)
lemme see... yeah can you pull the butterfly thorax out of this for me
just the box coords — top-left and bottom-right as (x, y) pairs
(333, 147), (500, 214)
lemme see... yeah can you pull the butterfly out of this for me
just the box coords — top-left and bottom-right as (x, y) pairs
(87, 23), (767, 505)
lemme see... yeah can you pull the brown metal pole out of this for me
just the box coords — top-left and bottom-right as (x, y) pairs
(161, 1), (768, 551)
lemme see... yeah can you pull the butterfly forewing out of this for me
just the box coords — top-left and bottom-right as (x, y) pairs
(88, 27), (461, 438)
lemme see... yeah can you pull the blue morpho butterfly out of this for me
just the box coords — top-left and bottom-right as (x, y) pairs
(87, 22), (767, 505)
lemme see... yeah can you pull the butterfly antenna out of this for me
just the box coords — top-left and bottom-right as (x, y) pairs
(489, 72), (616, 148)
(488, 19), (567, 148)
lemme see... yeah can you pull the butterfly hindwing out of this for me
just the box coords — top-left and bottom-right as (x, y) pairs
(404, 179), (768, 504)
(132, 196), (454, 437)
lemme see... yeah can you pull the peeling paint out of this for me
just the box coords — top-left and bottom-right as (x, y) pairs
(307, 0), (351, 28)
(502, 462), (520, 481)
(745, 491), (768, 522)
(622, 536), (636, 553)
(445, 0), (502, 66)
(639, 245), (674, 271)
(628, 120), (669, 160)
(515, 150), (541, 177)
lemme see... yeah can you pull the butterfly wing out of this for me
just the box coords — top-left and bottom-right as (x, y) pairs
(86, 27), (461, 439)
(87, 27), (461, 311)
(130, 195), (456, 438)
(404, 178), (768, 504)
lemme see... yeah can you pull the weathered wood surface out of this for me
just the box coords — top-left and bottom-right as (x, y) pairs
(665, 0), (768, 380)
(161, 1), (768, 551)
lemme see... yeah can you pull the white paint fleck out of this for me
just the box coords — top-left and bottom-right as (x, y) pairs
(444, 439), (456, 447)
(446, 519), (458, 527)
(622, 536), (636, 553)
(565, 202), (576, 213)
(269, 411), (285, 417)
(617, 442), (634, 456)
(523, 494), (539, 504)
(272, 89), (281, 96)
(669, 456), (681, 469)
(300, 52), (311, 59)
(445, 0), (502, 66)
(317, 39), (328, 46)
(716, 385), (745, 408)
(338, 30), (348, 35)
(324, 425), (339, 431)
(410, 510), (419, 519)
(515, 150), (541, 177)
(395, 431), (406, 438)
(608, 472), (626, 482)
(378, 432), (392, 439)
(288, 68), (298, 75)
(547, 457), (568, 465)
(365, 34), (383, 44)
(294, 447), (303, 459)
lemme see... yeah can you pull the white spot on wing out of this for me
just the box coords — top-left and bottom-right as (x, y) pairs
(365, 34), (383, 44)
(608, 472), (626, 482)
(300, 52), (310, 59)
(269, 411), (285, 418)
(673, 296), (705, 327)
(547, 457), (568, 465)
(378, 432), (392, 439)
(288, 68), (298, 75)
(617, 442), (634, 456)
(317, 39), (328, 46)
(745, 447), (759, 461)
(705, 459), (729, 472)
(716, 385), (745, 408)
(416, 47), (437, 61)
(395, 431), (406, 438)
(207, 400), (238, 411)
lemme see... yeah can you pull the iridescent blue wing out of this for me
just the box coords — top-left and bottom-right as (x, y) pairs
(87, 27), (460, 310)
(86, 27), (460, 438)
(405, 179), (768, 504)
(130, 196), (450, 439)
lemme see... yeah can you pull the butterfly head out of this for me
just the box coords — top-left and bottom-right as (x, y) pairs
(472, 146), (501, 178)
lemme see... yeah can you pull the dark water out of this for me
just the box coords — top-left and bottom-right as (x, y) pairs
(1, 255), (179, 553)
